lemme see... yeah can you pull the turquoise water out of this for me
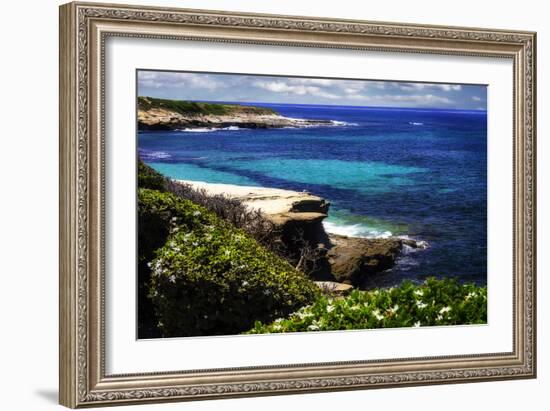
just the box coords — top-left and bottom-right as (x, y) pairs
(139, 102), (487, 286)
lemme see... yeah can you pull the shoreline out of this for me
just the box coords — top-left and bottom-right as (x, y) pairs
(138, 96), (347, 131)
(175, 179), (426, 244)
(174, 179), (428, 287)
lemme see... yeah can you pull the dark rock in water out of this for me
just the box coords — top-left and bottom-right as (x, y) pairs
(327, 235), (404, 286)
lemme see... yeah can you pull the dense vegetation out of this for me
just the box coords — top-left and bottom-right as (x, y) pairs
(138, 96), (276, 116)
(138, 159), (167, 191)
(137, 160), (487, 338)
(247, 278), (487, 333)
(142, 189), (319, 337)
(139, 160), (292, 263)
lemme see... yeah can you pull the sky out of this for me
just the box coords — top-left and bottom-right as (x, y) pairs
(137, 70), (487, 110)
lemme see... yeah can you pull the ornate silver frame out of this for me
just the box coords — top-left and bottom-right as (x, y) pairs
(59, 1), (536, 408)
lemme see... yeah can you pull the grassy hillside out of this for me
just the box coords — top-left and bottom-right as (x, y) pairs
(138, 96), (277, 116)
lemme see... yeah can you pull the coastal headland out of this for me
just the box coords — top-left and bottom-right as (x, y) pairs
(175, 180), (427, 290)
(137, 96), (337, 130)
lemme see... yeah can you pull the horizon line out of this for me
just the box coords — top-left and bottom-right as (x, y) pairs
(138, 95), (487, 112)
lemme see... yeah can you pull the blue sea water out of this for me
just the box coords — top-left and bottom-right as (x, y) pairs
(138, 103), (487, 287)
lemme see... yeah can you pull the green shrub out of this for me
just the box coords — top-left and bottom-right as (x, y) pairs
(146, 190), (319, 337)
(137, 188), (218, 338)
(138, 159), (167, 191)
(247, 278), (487, 334)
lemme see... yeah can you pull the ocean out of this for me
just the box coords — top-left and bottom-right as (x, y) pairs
(138, 102), (487, 287)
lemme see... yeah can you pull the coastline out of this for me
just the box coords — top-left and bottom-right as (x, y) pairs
(174, 179), (427, 287)
(137, 96), (343, 131)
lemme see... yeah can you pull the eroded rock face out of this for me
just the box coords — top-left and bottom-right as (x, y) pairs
(327, 235), (403, 286)
(176, 180), (331, 246)
(138, 106), (333, 130)
(172, 181), (427, 286)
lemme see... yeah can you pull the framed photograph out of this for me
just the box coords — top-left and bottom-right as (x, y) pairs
(59, 1), (537, 408)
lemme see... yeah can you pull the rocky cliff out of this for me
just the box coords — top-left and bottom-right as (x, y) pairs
(138, 96), (334, 130)
(175, 180), (427, 287)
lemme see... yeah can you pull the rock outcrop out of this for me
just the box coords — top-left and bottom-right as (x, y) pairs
(138, 96), (334, 130)
(314, 281), (354, 296)
(327, 235), (402, 285)
(174, 180), (426, 286)
(176, 180), (331, 245)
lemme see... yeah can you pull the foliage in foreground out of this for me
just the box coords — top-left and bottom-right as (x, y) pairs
(247, 278), (487, 334)
(136, 161), (281, 338)
(142, 189), (319, 338)
(138, 159), (167, 191)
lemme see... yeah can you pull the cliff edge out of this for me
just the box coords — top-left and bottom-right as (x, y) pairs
(137, 96), (334, 130)
(175, 180), (427, 287)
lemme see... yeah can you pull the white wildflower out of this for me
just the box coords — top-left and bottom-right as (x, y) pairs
(372, 309), (384, 321)
(439, 306), (451, 314)
(192, 210), (201, 216)
(296, 310), (313, 320)
(273, 324), (282, 331)
(416, 301), (428, 309)
(388, 304), (399, 314)
(224, 250), (231, 257)
(307, 324), (320, 331)
(168, 275), (176, 283)
(413, 321), (421, 327)
(436, 314), (443, 321)
(414, 289), (424, 297)
(326, 305), (335, 313)
(465, 292), (476, 300)
(242, 280), (249, 287)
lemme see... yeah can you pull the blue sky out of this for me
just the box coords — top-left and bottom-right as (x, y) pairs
(138, 70), (487, 110)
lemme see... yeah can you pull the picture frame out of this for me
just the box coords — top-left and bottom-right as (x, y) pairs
(59, 1), (537, 408)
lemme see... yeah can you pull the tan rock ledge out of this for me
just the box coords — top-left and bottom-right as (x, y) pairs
(175, 180), (329, 218)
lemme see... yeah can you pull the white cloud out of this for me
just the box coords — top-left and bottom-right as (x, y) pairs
(253, 80), (339, 99)
(139, 71), (476, 108)
(370, 81), (387, 90)
(439, 84), (462, 91)
(288, 78), (335, 86)
(395, 83), (461, 92)
(396, 83), (427, 91)
(138, 72), (226, 91)
(384, 94), (452, 104)
(335, 93), (453, 105)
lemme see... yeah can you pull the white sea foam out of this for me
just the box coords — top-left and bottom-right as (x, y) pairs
(323, 221), (392, 239)
(408, 122), (424, 126)
(177, 126), (243, 133)
(139, 150), (171, 160)
(330, 120), (359, 126)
